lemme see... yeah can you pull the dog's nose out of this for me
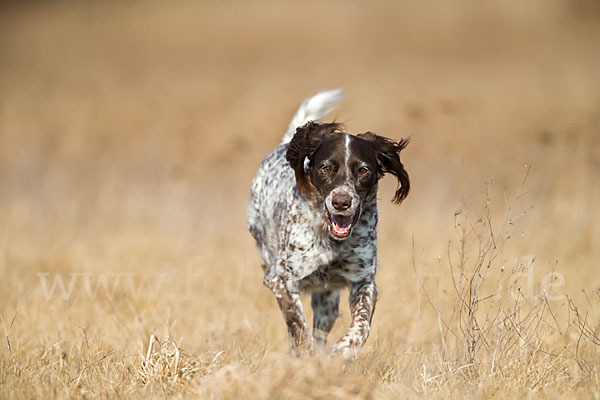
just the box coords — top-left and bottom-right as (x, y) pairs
(332, 193), (352, 211)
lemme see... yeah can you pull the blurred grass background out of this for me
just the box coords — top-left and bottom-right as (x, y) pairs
(0, 0), (599, 398)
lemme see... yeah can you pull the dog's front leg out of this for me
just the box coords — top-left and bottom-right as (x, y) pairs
(264, 274), (313, 355)
(331, 277), (378, 359)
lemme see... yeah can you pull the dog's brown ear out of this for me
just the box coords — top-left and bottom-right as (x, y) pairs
(358, 132), (410, 204)
(286, 122), (341, 197)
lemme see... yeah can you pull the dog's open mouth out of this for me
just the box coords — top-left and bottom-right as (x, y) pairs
(324, 207), (361, 239)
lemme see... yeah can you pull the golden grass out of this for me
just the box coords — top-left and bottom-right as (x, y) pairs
(1, 1), (599, 398)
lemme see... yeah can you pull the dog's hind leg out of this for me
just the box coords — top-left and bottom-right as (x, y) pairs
(311, 290), (340, 349)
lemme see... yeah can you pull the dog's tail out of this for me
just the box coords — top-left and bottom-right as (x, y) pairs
(281, 89), (344, 144)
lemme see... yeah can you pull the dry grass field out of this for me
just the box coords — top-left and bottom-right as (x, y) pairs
(1, 1), (600, 398)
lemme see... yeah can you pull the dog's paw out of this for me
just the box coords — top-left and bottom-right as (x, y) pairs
(291, 337), (316, 357)
(330, 337), (361, 361)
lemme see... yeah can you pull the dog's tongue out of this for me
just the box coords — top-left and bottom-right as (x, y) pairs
(331, 214), (353, 235)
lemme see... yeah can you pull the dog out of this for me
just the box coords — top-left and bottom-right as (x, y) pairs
(247, 89), (410, 358)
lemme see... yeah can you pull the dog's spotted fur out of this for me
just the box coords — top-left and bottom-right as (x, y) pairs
(247, 90), (410, 358)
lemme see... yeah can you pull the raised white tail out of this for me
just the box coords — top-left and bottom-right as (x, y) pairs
(281, 89), (344, 144)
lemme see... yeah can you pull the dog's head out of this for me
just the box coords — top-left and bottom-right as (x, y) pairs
(286, 122), (410, 241)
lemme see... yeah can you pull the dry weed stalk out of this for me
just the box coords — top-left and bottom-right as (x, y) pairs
(449, 166), (536, 369)
(419, 166), (599, 391)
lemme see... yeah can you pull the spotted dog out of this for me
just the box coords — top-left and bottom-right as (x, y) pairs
(247, 89), (410, 358)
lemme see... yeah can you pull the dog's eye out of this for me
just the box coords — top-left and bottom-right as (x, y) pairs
(358, 166), (370, 176)
(320, 165), (332, 174)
